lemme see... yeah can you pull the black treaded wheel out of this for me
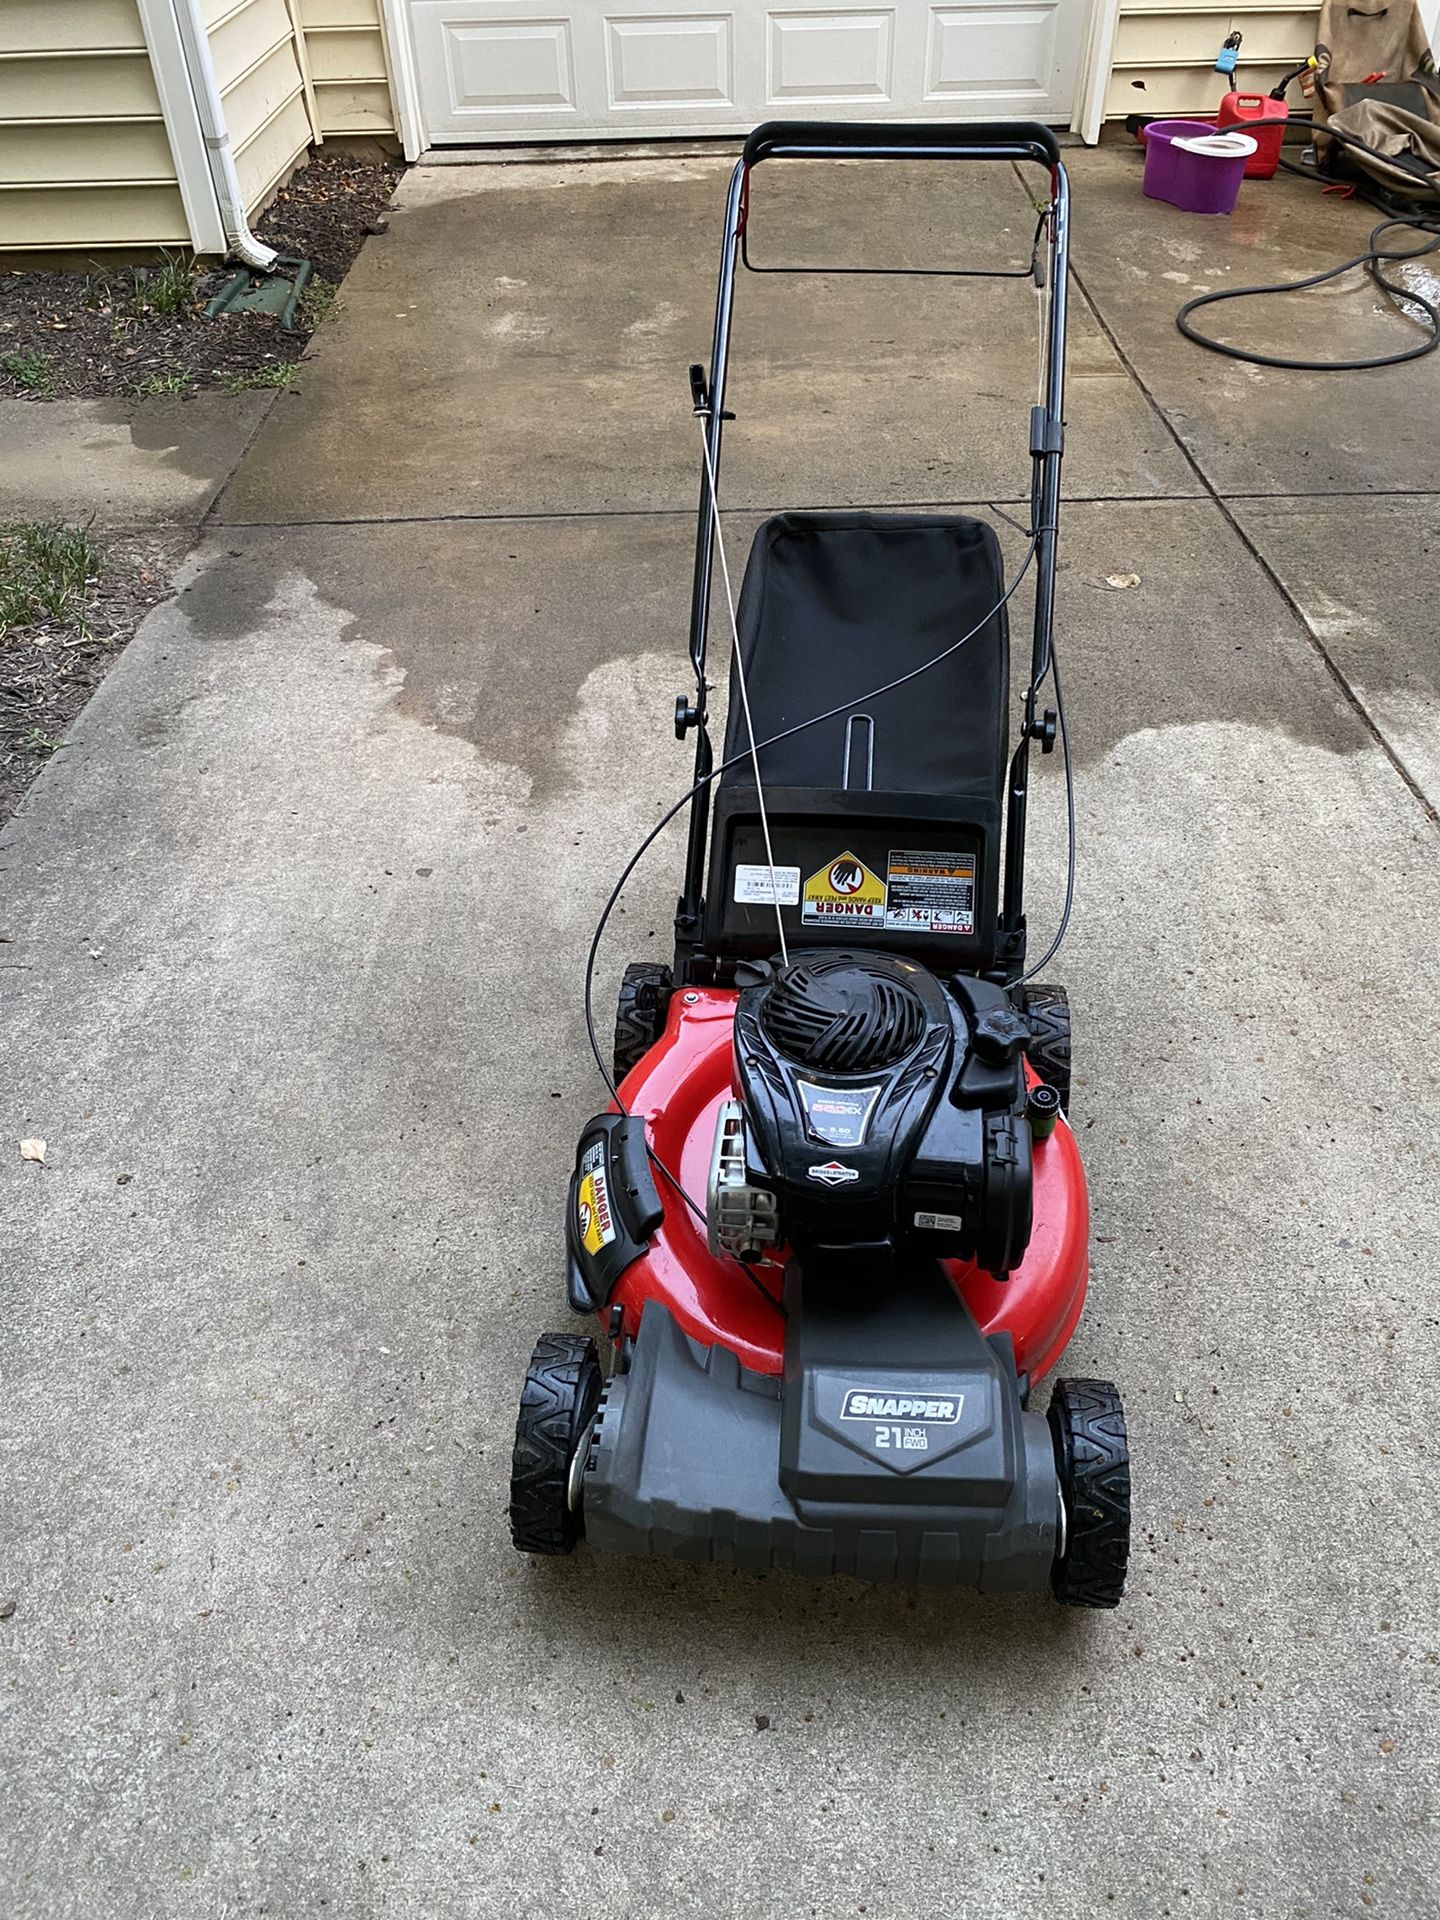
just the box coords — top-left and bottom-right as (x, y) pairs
(613, 960), (674, 1085)
(509, 1332), (603, 1556)
(1048, 1377), (1131, 1609)
(1021, 982), (1071, 1110)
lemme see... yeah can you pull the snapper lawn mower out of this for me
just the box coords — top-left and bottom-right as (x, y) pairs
(508, 122), (1132, 1604)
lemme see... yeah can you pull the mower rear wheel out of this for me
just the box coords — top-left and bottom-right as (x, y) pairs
(1021, 983), (1071, 1110)
(613, 961), (674, 1085)
(1048, 1377), (1130, 1609)
(509, 1332), (602, 1556)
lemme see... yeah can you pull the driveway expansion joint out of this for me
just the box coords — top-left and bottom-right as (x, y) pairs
(1069, 253), (1440, 830)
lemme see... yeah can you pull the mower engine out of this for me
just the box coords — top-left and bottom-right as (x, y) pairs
(710, 952), (1036, 1283)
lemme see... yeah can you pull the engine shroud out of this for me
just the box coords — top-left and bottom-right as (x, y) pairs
(734, 951), (1033, 1283)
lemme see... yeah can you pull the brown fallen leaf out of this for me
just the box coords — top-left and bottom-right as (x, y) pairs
(19, 1138), (46, 1164)
(1105, 572), (1142, 590)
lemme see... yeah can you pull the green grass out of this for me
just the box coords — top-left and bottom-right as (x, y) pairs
(129, 370), (194, 399)
(135, 250), (199, 317)
(0, 521), (103, 639)
(86, 257), (192, 318)
(0, 349), (58, 398)
(217, 362), (297, 394)
(83, 267), (122, 313)
(85, 250), (200, 319)
(298, 277), (338, 330)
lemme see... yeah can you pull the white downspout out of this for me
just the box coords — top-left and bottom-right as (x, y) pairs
(171, 0), (280, 270)
(1073, 0), (1122, 146)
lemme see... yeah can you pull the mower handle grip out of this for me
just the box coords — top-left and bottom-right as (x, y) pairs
(742, 119), (1061, 170)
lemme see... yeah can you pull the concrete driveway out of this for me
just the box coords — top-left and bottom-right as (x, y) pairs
(3, 146), (1438, 1918)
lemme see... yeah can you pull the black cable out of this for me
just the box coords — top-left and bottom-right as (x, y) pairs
(1012, 635), (1075, 988)
(586, 532), (1042, 1099)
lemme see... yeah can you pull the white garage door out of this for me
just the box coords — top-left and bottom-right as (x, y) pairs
(408, 0), (1087, 144)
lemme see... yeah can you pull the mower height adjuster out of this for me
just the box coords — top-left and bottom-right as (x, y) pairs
(1028, 707), (1058, 753)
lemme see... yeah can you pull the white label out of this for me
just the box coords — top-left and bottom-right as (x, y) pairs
(734, 863), (800, 906)
(914, 1209), (966, 1233)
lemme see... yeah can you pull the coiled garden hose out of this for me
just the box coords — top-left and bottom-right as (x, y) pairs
(1167, 113), (1440, 371)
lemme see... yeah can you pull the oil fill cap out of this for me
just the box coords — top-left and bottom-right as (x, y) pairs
(1027, 1083), (1062, 1139)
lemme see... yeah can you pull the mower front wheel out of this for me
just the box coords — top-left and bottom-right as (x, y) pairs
(1021, 982), (1071, 1111)
(613, 961), (673, 1085)
(509, 1332), (602, 1556)
(1048, 1377), (1130, 1609)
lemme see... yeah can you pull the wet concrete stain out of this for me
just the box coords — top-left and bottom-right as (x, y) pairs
(92, 392), (272, 491)
(171, 497), (1376, 808)
(130, 692), (205, 751)
(171, 521), (695, 800)
(217, 156), (1183, 526)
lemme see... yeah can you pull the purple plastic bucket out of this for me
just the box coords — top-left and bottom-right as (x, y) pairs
(1141, 119), (1255, 214)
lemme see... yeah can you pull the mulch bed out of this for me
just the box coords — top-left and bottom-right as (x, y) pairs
(0, 531), (190, 827)
(0, 150), (401, 825)
(0, 151), (401, 401)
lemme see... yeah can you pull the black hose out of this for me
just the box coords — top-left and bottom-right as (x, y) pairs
(1176, 210), (1440, 369)
(1166, 113), (1440, 371)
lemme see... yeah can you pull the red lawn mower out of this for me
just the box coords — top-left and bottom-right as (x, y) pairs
(509, 122), (1132, 1604)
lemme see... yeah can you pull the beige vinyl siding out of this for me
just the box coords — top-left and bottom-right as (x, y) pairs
(1107, 1), (1318, 120)
(204, 0), (314, 214)
(0, 0), (189, 250)
(296, 0), (398, 136)
(5, 0), (156, 53)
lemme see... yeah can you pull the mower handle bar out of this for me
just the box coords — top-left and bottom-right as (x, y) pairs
(742, 119), (1062, 171)
(675, 119), (1070, 974)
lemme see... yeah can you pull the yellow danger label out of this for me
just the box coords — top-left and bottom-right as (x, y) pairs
(802, 850), (887, 927)
(577, 1145), (616, 1256)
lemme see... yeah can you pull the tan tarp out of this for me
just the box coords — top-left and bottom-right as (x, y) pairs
(1313, 0), (1440, 200)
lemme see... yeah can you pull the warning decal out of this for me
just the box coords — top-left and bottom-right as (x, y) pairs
(576, 1139), (616, 1256)
(801, 851), (887, 927)
(884, 849), (976, 937)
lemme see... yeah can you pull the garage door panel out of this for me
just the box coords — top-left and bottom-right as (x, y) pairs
(606, 15), (734, 108)
(409, 0), (1083, 141)
(926, 4), (1060, 102)
(767, 11), (895, 104)
(431, 13), (579, 119)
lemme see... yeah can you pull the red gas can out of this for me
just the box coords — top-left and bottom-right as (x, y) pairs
(1216, 91), (1288, 179)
